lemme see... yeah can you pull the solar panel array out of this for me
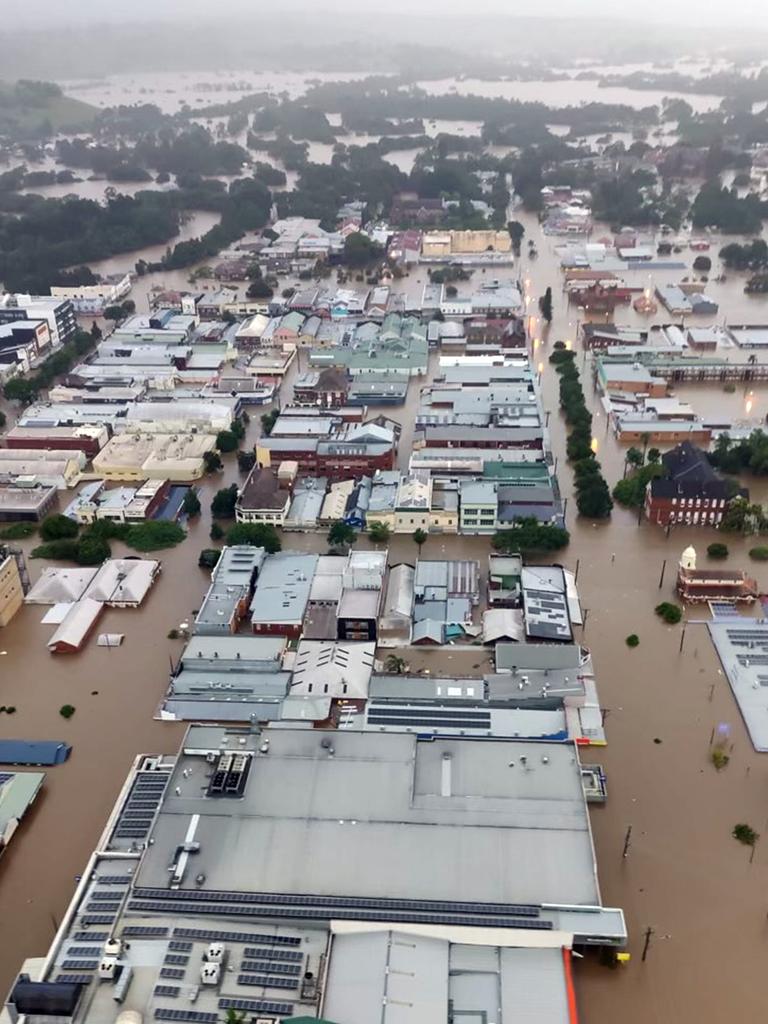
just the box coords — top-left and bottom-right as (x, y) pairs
(243, 948), (304, 963)
(367, 705), (492, 730)
(163, 954), (190, 966)
(85, 903), (121, 915)
(142, 888), (540, 917)
(169, 941), (193, 952)
(55, 975), (92, 985)
(67, 946), (102, 957)
(97, 875), (132, 885)
(159, 968), (186, 980)
(122, 926), (169, 938)
(73, 931), (109, 942)
(154, 986), (180, 999)
(174, 928), (301, 946)
(154, 1010), (218, 1024)
(113, 771), (169, 842)
(61, 960), (98, 971)
(90, 894), (123, 905)
(136, 900), (550, 930)
(219, 998), (294, 1016)
(81, 915), (116, 926)
(237, 975), (297, 990)
(241, 961), (302, 976)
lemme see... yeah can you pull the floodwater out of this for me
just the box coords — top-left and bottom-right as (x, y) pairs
(415, 77), (724, 114)
(61, 70), (377, 115)
(4, 206), (768, 1024)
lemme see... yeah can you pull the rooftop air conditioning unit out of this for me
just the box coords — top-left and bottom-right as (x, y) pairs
(200, 963), (221, 986)
(98, 956), (119, 980)
(206, 942), (225, 964)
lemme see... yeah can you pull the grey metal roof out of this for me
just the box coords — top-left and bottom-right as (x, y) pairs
(135, 729), (601, 906)
(495, 643), (583, 672)
(249, 552), (318, 625)
(707, 621), (768, 752)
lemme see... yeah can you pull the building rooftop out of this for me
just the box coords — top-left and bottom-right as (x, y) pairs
(133, 728), (600, 907)
(1, 721), (624, 1024)
(708, 621), (768, 752)
(249, 552), (319, 626)
(237, 467), (292, 512)
(290, 640), (375, 698)
(324, 933), (572, 1024)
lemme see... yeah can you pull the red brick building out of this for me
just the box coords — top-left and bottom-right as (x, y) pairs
(644, 442), (746, 527)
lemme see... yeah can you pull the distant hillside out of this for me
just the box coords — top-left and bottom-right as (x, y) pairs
(0, 80), (97, 136)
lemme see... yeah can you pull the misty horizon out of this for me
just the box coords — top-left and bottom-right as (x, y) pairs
(3, 0), (768, 31)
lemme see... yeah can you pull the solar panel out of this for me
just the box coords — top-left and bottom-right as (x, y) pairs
(142, 888), (539, 918)
(241, 962), (301, 977)
(85, 904), (121, 915)
(67, 947), (102, 957)
(73, 932), (109, 942)
(169, 941), (193, 952)
(81, 916), (116, 926)
(237, 975), (297, 990)
(154, 1010), (218, 1024)
(243, 948), (304, 963)
(164, 955), (189, 966)
(142, 901), (548, 930)
(367, 713), (490, 729)
(61, 960), (98, 970)
(122, 926), (169, 937)
(154, 986), (180, 998)
(89, 892), (123, 902)
(55, 975), (92, 985)
(96, 876), (131, 885)
(219, 998), (294, 1016)
(174, 928), (301, 946)
(159, 968), (186, 980)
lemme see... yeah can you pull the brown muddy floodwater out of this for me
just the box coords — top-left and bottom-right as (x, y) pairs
(4, 213), (768, 1024)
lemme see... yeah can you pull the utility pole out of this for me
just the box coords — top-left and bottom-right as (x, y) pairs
(622, 824), (632, 859)
(581, 608), (590, 636)
(658, 559), (666, 589)
(679, 623), (687, 654)
(641, 926), (654, 962)
(574, 558), (580, 582)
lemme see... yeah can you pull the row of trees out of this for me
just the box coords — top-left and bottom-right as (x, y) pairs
(612, 446), (663, 508)
(3, 327), (97, 404)
(551, 349), (612, 519)
(709, 431), (768, 476)
(30, 514), (186, 566)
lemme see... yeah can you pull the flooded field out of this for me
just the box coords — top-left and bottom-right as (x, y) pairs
(4, 176), (768, 1024)
(415, 76), (724, 113)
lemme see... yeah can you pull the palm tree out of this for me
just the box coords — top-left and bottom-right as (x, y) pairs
(385, 654), (407, 675)
(368, 520), (392, 544)
(412, 528), (428, 551)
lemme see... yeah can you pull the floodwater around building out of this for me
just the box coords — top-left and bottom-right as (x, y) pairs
(4, 194), (768, 1024)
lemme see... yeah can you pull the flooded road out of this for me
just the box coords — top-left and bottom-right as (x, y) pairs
(4, 217), (768, 1023)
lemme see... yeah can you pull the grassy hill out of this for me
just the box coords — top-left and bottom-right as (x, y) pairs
(0, 80), (97, 136)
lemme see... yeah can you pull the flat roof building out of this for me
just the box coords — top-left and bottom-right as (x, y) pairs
(250, 552), (319, 636)
(2, 724), (624, 1024)
(194, 546), (265, 636)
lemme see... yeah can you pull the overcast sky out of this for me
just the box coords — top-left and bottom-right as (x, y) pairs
(5, 0), (768, 27)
